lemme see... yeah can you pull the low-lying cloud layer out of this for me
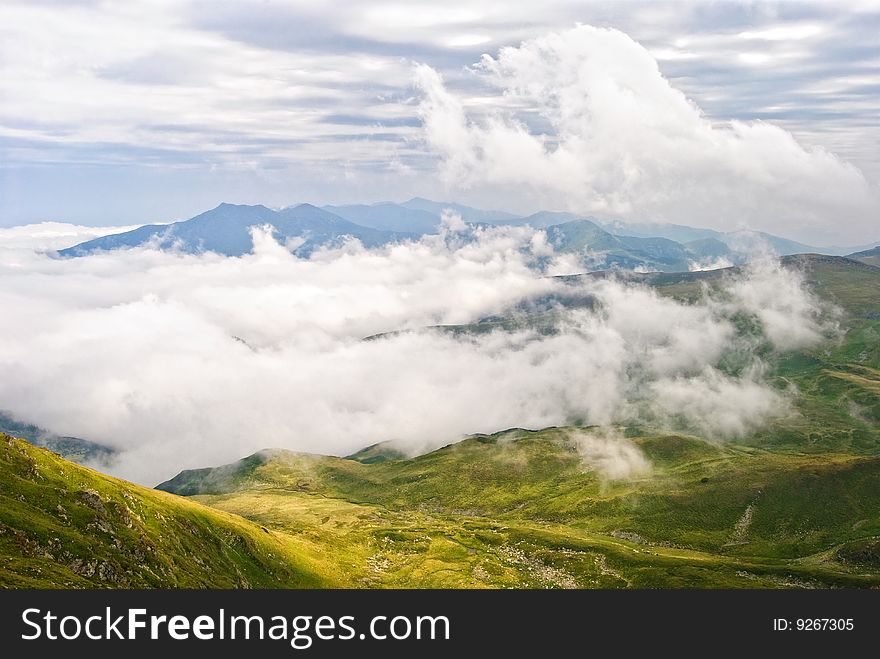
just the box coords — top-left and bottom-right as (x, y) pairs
(0, 222), (142, 252)
(0, 222), (830, 485)
(415, 25), (879, 246)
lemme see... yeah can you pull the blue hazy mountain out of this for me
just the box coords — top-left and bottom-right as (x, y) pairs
(600, 219), (722, 243)
(719, 230), (825, 256)
(58, 198), (872, 269)
(60, 203), (413, 257)
(847, 245), (880, 267)
(502, 211), (589, 228)
(400, 197), (520, 224)
(598, 219), (844, 256)
(545, 219), (736, 271)
(323, 202), (441, 234)
(684, 237), (735, 261)
(393, 200), (852, 256)
(326, 200), (527, 233)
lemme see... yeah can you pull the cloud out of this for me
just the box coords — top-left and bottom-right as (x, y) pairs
(3, 2), (880, 228)
(568, 428), (651, 480)
(649, 365), (787, 439)
(0, 224), (830, 485)
(414, 25), (880, 245)
(724, 257), (834, 351)
(0, 1), (419, 173)
(689, 256), (734, 272)
(0, 222), (143, 251)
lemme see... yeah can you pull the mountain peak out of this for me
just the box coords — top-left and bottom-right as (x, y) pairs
(59, 202), (399, 257)
(215, 202), (270, 210)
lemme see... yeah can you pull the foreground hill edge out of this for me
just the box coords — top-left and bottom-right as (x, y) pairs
(0, 434), (341, 588)
(3, 429), (880, 589)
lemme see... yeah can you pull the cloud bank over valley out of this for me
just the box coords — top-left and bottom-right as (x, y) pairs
(0, 221), (833, 484)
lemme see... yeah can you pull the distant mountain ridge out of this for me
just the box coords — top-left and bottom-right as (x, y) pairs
(59, 198), (878, 270)
(544, 218), (725, 271)
(400, 197), (520, 224)
(60, 203), (413, 258)
(323, 202), (440, 234)
(847, 245), (880, 267)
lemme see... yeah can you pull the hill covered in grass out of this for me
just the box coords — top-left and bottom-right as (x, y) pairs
(0, 434), (343, 588)
(156, 426), (880, 588)
(5, 421), (879, 588)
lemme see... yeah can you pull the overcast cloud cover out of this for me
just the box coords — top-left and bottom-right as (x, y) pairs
(0, 222), (831, 484)
(0, 0), (878, 244)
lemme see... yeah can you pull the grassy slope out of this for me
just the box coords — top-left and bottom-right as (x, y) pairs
(0, 434), (346, 588)
(755, 257), (880, 455)
(158, 427), (880, 588)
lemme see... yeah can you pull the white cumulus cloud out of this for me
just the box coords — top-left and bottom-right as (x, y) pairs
(414, 25), (880, 245)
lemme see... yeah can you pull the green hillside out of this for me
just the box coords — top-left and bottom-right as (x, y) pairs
(0, 434), (343, 588)
(547, 219), (696, 271)
(161, 426), (880, 561)
(156, 427), (880, 588)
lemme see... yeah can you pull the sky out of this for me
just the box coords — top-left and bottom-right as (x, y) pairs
(1, 0), (878, 243)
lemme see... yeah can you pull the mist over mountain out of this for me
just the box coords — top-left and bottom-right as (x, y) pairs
(399, 198), (520, 225)
(0, 410), (113, 466)
(3, 212), (860, 485)
(59, 202), (413, 258)
(504, 211), (591, 229)
(56, 199), (876, 272)
(323, 202), (440, 234)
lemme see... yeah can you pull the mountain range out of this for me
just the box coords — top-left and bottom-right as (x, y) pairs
(59, 203), (414, 258)
(57, 199), (878, 273)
